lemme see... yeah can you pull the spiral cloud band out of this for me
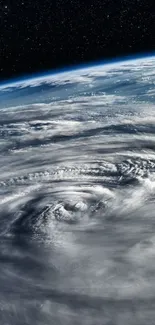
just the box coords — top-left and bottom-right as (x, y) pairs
(0, 56), (155, 324)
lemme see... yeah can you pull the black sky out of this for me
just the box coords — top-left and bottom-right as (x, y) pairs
(0, 0), (155, 82)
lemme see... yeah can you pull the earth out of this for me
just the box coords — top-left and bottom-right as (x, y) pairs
(0, 55), (155, 324)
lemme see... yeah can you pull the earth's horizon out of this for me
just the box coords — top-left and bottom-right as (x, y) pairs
(1, 52), (155, 88)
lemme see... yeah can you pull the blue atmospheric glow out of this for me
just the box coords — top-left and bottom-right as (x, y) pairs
(1, 51), (155, 88)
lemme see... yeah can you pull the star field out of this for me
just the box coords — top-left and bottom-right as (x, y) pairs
(0, 0), (155, 81)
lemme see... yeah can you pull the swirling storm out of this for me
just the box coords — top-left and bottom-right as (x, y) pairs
(0, 56), (155, 324)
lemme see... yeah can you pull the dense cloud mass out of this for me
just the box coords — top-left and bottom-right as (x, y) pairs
(1, 57), (155, 324)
